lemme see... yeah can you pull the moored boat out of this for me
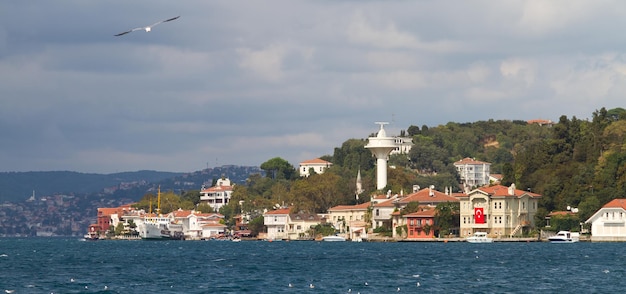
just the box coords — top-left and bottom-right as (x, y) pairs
(548, 231), (579, 243)
(466, 232), (493, 243)
(322, 235), (346, 242)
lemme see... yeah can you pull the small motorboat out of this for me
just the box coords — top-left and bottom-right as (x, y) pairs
(322, 235), (346, 242)
(548, 231), (579, 243)
(466, 232), (493, 243)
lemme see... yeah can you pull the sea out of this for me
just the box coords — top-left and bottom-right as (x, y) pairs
(1, 238), (625, 293)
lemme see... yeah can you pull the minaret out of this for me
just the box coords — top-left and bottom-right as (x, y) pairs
(355, 169), (364, 200)
(365, 122), (398, 190)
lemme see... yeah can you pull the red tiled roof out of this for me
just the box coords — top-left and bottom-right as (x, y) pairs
(404, 207), (436, 218)
(397, 188), (460, 204)
(602, 199), (626, 210)
(476, 184), (541, 198)
(454, 157), (491, 165)
(201, 185), (233, 193)
(300, 158), (332, 165)
(328, 202), (371, 211)
(527, 119), (554, 125)
(548, 211), (576, 217)
(265, 208), (291, 215)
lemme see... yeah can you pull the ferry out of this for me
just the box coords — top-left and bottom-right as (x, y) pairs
(548, 231), (579, 243)
(466, 232), (493, 243)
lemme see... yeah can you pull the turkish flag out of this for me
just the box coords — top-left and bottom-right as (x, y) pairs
(475, 207), (485, 224)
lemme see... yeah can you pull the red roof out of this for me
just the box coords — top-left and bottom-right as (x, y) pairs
(328, 202), (371, 211)
(454, 157), (490, 165)
(602, 199), (626, 210)
(201, 185), (233, 193)
(300, 158), (332, 165)
(265, 208), (291, 215)
(397, 188), (459, 204)
(404, 207), (436, 218)
(475, 184), (541, 198)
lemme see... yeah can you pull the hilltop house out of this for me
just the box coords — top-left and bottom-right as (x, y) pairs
(456, 184), (541, 238)
(454, 157), (491, 190)
(585, 199), (626, 242)
(199, 178), (233, 212)
(299, 158), (332, 177)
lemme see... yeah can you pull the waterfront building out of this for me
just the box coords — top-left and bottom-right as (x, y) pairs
(391, 186), (460, 238)
(264, 208), (291, 240)
(299, 158), (332, 177)
(585, 199), (626, 242)
(404, 207), (436, 239)
(456, 184), (541, 238)
(327, 202), (371, 241)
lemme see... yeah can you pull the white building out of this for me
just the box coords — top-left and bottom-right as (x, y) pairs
(585, 199), (626, 242)
(264, 208), (290, 240)
(327, 202), (371, 241)
(199, 178), (233, 212)
(454, 157), (491, 190)
(299, 158), (332, 177)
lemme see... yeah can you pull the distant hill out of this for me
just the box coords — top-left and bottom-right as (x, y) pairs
(0, 166), (264, 203)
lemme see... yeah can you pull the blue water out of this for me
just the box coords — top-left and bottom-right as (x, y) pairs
(0, 238), (625, 293)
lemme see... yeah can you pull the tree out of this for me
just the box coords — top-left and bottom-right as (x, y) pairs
(248, 216), (264, 236)
(401, 201), (420, 216)
(260, 157), (297, 180)
(434, 202), (459, 237)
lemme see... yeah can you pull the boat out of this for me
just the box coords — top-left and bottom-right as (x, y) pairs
(466, 232), (493, 243)
(548, 231), (579, 243)
(84, 225), (99, 241)
(139, 186), (173, 240)
(139, 215), (172, 240)
(83, 233), (99, 241)
(322, 235), (346, 242)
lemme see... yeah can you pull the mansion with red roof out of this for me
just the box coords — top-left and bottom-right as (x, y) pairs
(298, 158), (332, 177)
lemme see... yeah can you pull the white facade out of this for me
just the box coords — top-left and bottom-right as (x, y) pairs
(585, 199), (626, 242)
(199, 178), (233, 212)
(299, 158), (332, 177)
(327, 202), (370, 240)
(264, 208), (290, 240)
(454, 157), (491, 189)
(390, 137), (413, 155)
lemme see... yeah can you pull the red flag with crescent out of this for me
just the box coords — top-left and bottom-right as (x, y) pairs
(474, 207), (485, 224)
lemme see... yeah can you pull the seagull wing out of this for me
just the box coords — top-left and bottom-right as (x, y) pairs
(114, 30), (132, 36)
(148, 16), (180, 28)
(114, 27), (146, 36)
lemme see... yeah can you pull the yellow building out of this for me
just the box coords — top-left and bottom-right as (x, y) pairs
(457, 184), (541, 238)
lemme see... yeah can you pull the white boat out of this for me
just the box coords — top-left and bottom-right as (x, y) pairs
(466, 232), (493, 243)
(139, 186), (173, 240)
(139, 215), (172, 240)
(548, 231), (579, 243)
(322, 235), (346, 242)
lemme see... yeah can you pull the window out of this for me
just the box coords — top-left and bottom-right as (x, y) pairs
(376, 209), (380, 216)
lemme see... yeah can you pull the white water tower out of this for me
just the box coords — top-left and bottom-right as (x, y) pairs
(365, 122), (398, 190)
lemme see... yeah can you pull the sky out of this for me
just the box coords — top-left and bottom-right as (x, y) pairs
(1, 1), (626, 174)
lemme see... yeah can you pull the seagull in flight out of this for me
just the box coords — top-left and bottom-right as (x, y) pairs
(114, 16), (180, 36)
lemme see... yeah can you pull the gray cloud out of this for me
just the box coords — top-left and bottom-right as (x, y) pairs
(1, 0), (625, 173)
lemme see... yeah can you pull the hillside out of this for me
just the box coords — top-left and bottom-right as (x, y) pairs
(0, 166), (264, 203)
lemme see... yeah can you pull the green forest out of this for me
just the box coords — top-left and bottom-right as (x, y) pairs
(137, 107), (626, 233)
